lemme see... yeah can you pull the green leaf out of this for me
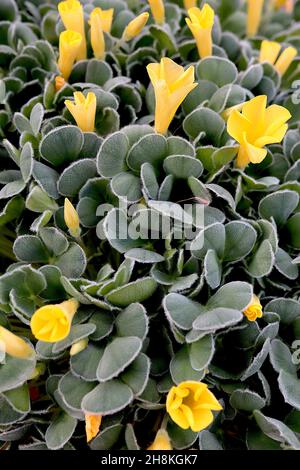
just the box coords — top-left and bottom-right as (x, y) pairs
(278, 371), (300, 411)
(193, 308), (243, 332)
(224, 221), (257, 262)
(82, 380), (133, 415)
(199, 431), (223, 450)
(58, 159), (97, 197)
(163, 293), (203, 330)
(258, 190), (299, 227)
(45, 412), (77, 450)
(127, 133), (168, 172)
(197, 57), (238, 87)
(97, 131), (129, 177)
(120, 353), (150, 396)
(2, 383), (30, 414)
(204, 249), (222, 289)
(40, 126), (84, 166)
(207, 281), (253, 311)
(90, 424), (123, 450)
(254, 410), (300, 450)
(13, 235), (48, 263)
(97, 336), (142, 382)
(247, 240), (275, 278)
(270, 339), (297, 375)
(189, 334), (215, 371)
(115, 303), (148, 340)
(106, 278), (157, 307)
(230, 389), (265, 411)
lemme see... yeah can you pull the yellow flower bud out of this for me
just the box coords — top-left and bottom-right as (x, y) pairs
(70, 338), (88, 356)
(55, 75), (66, 91)
(90, 7), (114, 33)
(243, 295), (263, 322)
(58, 30), (82, 81)
(259, 40), (297, 76)
(246, 0), (264, 37)
(89, 9), (105, 60)
(58, 0), (87, 60)
(148, 0), (165, 25)
(227, 95), (291, 168)
(122, 12), (149, 41)
(85, 414), (102, 442)
(65, 92), (97, 132)
(147, 429), (172, 450)
(30, 299), (79, 343)
(186, 4), (215, 59)
(166, 381), (222, 432)
(147, 57), (197, 135)
(0, 326), (34, 359)
(64, 198), (81, 238)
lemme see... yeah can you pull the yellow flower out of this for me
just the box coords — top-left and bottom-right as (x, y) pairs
(166, 381), (222, 432)
(148, 0), (165, 25)
(55, 75), (65, 91)
(147, 57), (197, 135)
(0, 326), (34, 359)
(147, 429), (172, 450)
(90, 7), (114, 33)
(227, 95), (291, 168)
(57, 30), (82, 81)
(259, 40), (297, 76)
(65, 92), (97, 132)
(186, 4), (215, 59)
(89, 9), (105, 60)
(122, 12), (149, 41)
(85, 414), (102, 442)
(246, 0), (264, 37)
(30, 299), (79, 343)
(70, 338), (88, 356)
(184, 0), (197, 10)
(58, 0), (87, 60)
(243, 295), (263, 322)
(64, 198), (81, 237)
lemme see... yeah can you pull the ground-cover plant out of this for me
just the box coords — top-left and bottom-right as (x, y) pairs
(0, 0), (300, 451)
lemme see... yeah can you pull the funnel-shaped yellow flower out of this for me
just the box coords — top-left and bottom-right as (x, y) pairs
(89, 9), (105, 60)
(85, 414), (102, 442)
(58, 0), (87, 60)
(55, 76), (66, 91)
(90, 7), (114, 33)
(184, 0), (197, 10)
(147, 429), (172, 450)
(148, 0), (165, 25)
(186, 4), (215, 59)
(227, 95), (291, 168)
(58, 30), (82, 81)
(0, 326), (34, 359)
(243, 295), (263, 322)
(122, 12), (149, 41)
(147, 57), (197, 135)
(166, 381), (222, 432)
(64, 198), (81, 237)
(65, 92), (97, 132)
(70, 338), (88, 356)
(247, 0), (264, 37)
(259, 40), (297, 76)
(30, 299), (79, 343)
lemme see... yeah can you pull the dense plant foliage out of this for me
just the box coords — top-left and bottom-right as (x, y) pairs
(0, 0), (300, 451)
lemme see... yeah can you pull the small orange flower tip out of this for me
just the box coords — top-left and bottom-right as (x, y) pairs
(147, 429), (172, 450)
(85, 414), (102, 443)
(122, 12), (149, 41)
(148, 0), (165, 25)
(55, 76), (65, 91)
(227, 95), (291, 168)
(243, 294), (263, 322)
(30, 299), (79, 343)
(166, 381), (222, 432)
(0, 326), (35, 359)
(64, 91), (97, 132)
(147, 57), (197, 135)
(185, 4), (215, 59)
